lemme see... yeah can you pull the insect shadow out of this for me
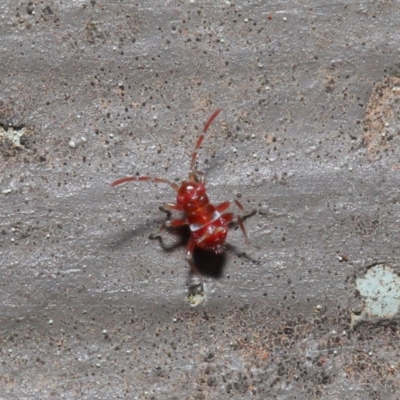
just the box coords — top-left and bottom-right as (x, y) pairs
(105, 219), (154, 251)
(149, 219), (259, 279)
(150, 225), (226, 279)
(107, 212), (259, 279)
(106, 222), (227, 277)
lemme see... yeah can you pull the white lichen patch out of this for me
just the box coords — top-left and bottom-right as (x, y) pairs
(351, 264), (400, 327)
(0, 125), (26, 147)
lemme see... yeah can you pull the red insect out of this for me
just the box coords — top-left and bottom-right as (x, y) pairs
(111, 109), (252, 274)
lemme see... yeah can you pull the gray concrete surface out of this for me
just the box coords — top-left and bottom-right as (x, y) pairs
(1, 0), (400, 398)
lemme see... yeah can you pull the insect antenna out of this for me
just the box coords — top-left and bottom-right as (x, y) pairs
(189, 109), (222, 177)
(111, 176), (179, 191)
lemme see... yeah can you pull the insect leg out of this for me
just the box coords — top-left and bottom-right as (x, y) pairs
(222, 203), (255, 245)
(186, 235), (198, 274)
(224, 212), (249, 245)
(186, 235), (204, 300)
(215, 200), (231, 213)
(186, 236), (201, 277)
(234, 200), (256, 219)
(236, 215), (250, 245)
(236, 200), (255, 245)
(149, 218), (187, 239)
(159, 203), (184, 214)
(217, 200), (255, 245)
(221, 212), (234, 224)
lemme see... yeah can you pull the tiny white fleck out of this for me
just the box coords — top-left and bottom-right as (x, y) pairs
(220, 38), (224, 43)
(316, 304), (322, 309)
(11, 238), (14, 242)
(332, 330), (336, 335)
(368, 351), (372, 356)
(173, 318), (177, 322)
(68, 139), (76, 148)
(48, 319), (53, 324)
(2, 189), (12, 194)
(333, 350), (337, 355)
(11, 227), (15, 232)
(283, 16), (287, 21)
(244, 18), (248, 22)
(102, 329), (107, 334)
(342, 330), (347, 335)
(232, 147), (237, 153)
(384, 122), (390, 127)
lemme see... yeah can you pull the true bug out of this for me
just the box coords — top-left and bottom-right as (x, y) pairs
(111, 109), (253, 275)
